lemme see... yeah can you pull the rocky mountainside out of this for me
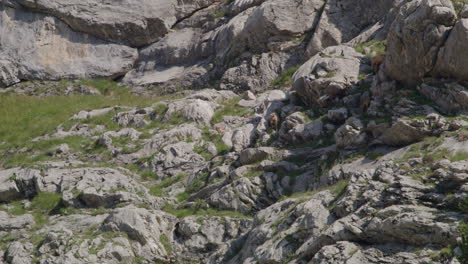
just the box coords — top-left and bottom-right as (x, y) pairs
(0, 0), (467, 263)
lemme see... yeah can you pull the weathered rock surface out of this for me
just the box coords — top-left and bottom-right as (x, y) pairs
(0, 5), (138, 82)
(15, 0), (217, 47)
(384, 0), (457, 82)
(293, 45), (366, 106)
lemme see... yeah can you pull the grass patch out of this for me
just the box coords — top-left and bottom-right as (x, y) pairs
(450, 152), (468, 162)
(211, 98), (254, 124)
(1, 136), (94, 168)
(160, 234), (172, 255)
(355, 40), (387, 57)
(0, 233), (17, 250)
(211, 9), (227, 18)
(185, 172), (209, 195)
(149, 174), (187, 197)
(396, 136), (446, 162)
(0, 80), (155, 147)
(31, 192), (62, 213)
(460, 220), (468, 263)
(271, 66), (300, 88)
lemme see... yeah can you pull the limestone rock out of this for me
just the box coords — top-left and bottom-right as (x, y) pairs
(0, 6), (138, 83)
(16, 0), (217, 47)
(433, 18), (468, 80)
(0, 211), (34, 231)
(103, 206), (176, 261)
(306, 0), (403, 56)
(384, 0), (457, 82)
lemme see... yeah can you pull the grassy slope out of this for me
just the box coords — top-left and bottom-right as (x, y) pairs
(0, 80), (156, 148)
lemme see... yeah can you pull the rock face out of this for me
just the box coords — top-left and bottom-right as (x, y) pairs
(306, 0), (403, 56)
(384, 0), (457, 82)
(0, 5), (138, 82)
(15, 0), (216, 47)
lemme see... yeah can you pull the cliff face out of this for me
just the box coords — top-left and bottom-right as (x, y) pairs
(0, 0), (467, 263)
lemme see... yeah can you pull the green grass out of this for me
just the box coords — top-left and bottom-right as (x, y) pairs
(211, 98), (254, 124)
(355, 40), (387, 57)
(271, 66), (300, 88)
(0, 79), (189, 168)
(31, 192), (62, 213)
(0, 81), (156, 147)
(460, 219), (468, 263)
(149, 174), (187, 197)
(159, 234), (172, 255)
(1, 136), (95, 168)
(0, 233), (16, 250)
(1, 200), (27, 215)
(450, 152), (468, 162)
(396, 136), (446, 162)
(211, 9), (227, 18)
(185, 172), (209, 195)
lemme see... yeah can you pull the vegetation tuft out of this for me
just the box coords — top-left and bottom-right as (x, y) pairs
(271, 66), (300, 88)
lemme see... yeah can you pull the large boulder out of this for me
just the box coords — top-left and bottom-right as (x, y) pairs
(433, 18), (468, 80)
(293, 45), (366, 106)
(384, 0), (457, 83)
(15, 0), (217, 47)
(0, 6), (137, 83)
(239, 0), (325, 53)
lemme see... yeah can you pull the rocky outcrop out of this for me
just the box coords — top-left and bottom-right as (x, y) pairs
(384, 0), (457, 83)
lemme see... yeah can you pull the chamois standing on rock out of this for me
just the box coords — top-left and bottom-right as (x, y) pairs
(371, 55), (385, 73)
(268, 112), (279, 130)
